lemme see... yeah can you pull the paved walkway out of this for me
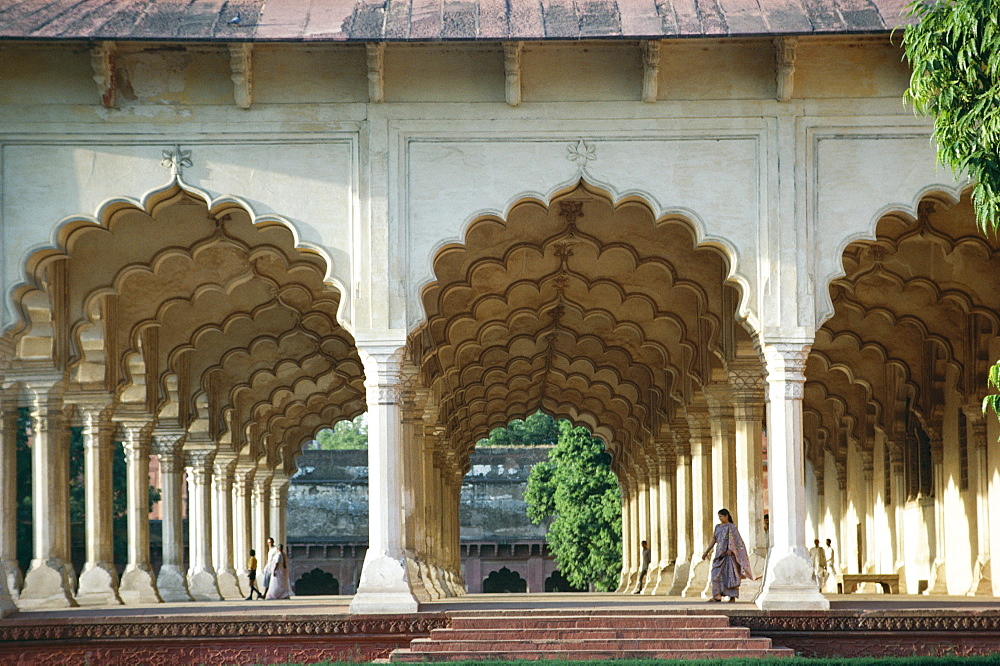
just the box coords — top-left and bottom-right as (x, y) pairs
(7, 592), (1000, 621)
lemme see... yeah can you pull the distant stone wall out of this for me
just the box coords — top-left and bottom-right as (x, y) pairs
(288, 446), (557, 594)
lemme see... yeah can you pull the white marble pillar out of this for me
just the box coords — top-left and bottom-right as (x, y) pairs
(890, 453), (906, 585)
(860, 450), (875, 574)
(154, 438), (192, 602)
(682, 411), (712, 597)
(212, 456), (242, 599)
(0, 398), (22, 603)
(732, 376), (767, 597)
(232, 466), (254, 594)
(755, 342), (829, 609)
(76, 406), (122, 605)
(706, 388), (737, 515)
(421, 433), (444, 599)
(618, 472), (637, 592)
(186, 449), (222, 601)
(19, 396), (77, 609)
(925, 443), (948, 594)
(634, 468), (650, 592)
(446, 464), (466, 593)
(351, 344), (420, 613)
(652, 452), (676, 594)
(415, 424), (440, 600)
(966, 409), (992, 595)
(118, 424), (162, 604)
(641, 456), (660, 594)
(269, 473), (289, 552)
(668, 441), (693, 595)
(252, 471), (272, 559)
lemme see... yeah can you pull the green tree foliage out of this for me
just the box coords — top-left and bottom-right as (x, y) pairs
(524, 420), (622, 591)
(315, 413), (368, 449)
(903, 0), (1000, 230)
(902, 1), (1000, 422)
(478, 410), (560, 447)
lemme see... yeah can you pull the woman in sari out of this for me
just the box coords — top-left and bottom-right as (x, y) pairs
(700, 508), (753, 602)
(264, 544), (292, 599)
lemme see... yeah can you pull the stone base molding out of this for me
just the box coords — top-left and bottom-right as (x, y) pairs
(17, 559), (77, 610)
(156, 565), (193, 602)
(75, 561), (123, 606)
(187, 568), (223, 602)
(350, 554), (420, 614)
(118, 563), (162, 605)
(1, 560), (21, 601)
(754, 551), (829, 610)
(681, 559), (711, 598)
(667, 560), (691, 596)
(216, 567), (244, 600)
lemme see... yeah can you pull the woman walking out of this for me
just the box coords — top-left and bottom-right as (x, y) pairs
(264, 544), (292, 599)
(701, 508), (753, 602)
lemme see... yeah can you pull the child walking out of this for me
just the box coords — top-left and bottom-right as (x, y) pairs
(246, 549), (264, 600)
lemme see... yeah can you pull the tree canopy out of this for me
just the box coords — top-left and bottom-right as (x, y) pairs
(313, 414), (369, 450)
(902, 1), (1000, 419)
(478, 410), (561, 447)
(903, 0), (1000, 232)
(524, 420), (622, 591)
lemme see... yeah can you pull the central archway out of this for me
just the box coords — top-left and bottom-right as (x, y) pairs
(400, 181), (767, 599)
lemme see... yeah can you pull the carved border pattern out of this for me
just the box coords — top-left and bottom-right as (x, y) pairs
(729, 612), (1000, 633)
(0, 614), (448, 642)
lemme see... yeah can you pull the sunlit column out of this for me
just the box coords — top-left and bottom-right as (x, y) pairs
(890, 451), (906, 585)
(756, 342), (829, 609)
(232, 465), (254, 595)
(634, 466), (650, 592)
(925, 442), (948, 594)
(731, 366), (766, 558)
(641, 453), (659, 594)
(668, 430), (693, 595)
(961, 408), (991, 595)
(270, 472), (289, 552)
(351, 343), (420, 613)
(860, 450), (875, 574)
(213, 455), (241, 599)
(153, 434), (192, 601)
(19, 391), (77, 609)
(652, 451), (676, 594)
(706, 386), (737, 515)
(682, 408), (712, 597)
(0, 396), (22, 604)
(185, 449), (222, 601)
(77, 406), (122, 605)
(252, 470), (272, 562)
(118, 422), (161, 604)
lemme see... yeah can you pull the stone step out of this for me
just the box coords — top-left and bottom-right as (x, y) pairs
(391, 648), (796, 662)
(430, 626), (753, 641)
(448, 615), (733, 630)
(410, 637), (777, 651)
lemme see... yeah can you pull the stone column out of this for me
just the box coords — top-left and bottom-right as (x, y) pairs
(731, 370), (767, 597)
(617, 471), (636, 592)
(154, 437), (192, 602)
(270, 472), (290, 551)
(185, 449), (222, 601)
(668, 437), (693, 595)
(860, 450), (875, 574)
(652, 452), (676, 594)
(890, 452), (906, 585)
(118, 423), (162, 604)
(924, 441), (948, 594)
(421, 430), (445, 599)
(755, 342), (829, 609)
(350, 344), (420, 613)
(232, 466), (255, 595)
(641, 455), (660, 594)
(682, 410), (712, 597)
(252, 470), (272, 559)
(76, 406), (122, 605)
(212, 456), (242, 599)
(445, 463), (466, 593)
(705, 387), (737, 514)
(0, 398), (22, 602)
(19, 394), (77, 609)
(634, 467), (650, 592)
(962, 408), (991, 595)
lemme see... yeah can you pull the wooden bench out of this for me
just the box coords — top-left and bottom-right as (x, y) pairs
(835, 573), (900, 594)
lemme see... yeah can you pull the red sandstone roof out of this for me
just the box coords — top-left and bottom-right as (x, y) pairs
(0, 0), (912, 41)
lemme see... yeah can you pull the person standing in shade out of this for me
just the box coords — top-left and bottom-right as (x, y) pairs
(634, 540), (651, 593)
(809, 539), (828, 588)
(701, 508), (753, 602)
(262, 537), (278, 597)
(824, 538), (837, 578)
(245, 548), (264, 600)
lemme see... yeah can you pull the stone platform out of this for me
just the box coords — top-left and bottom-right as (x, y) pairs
(2, 594), (1000, 664)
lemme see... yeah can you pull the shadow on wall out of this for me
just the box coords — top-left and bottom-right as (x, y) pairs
(482, 567), (527, 593)
(294, 568), (340, 596)
(544, 570), (586, 592)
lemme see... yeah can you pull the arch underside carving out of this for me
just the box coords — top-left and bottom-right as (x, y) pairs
(806, 191), (1000, 481)
(3, 183), (365, 474)
(408, 181), (761, 469)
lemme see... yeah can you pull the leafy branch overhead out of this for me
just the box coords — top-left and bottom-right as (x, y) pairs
(903, 0), (1000, 233)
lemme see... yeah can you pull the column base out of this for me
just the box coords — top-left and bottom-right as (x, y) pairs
(236, 569), (251, 598)
(968, 557), (991, 596)
(18, 558), (78, 609)
(737, 553), (766, 600)
(187, 567), (223, 601)
(76, 561), (123, 606)
(650, 562), (674, 595)
(405, 558), (432, 603)
(923, 559), (948, 595)
(640, 565), (660, 594)
(350, 553), (419, 614)
(418, 561), (441, 600)
(667, 559), (691, 596)
(1, 560), (22, 601)
(755, 550), (829, 610)
(120, 563), (162, 605)
(157, 564), (194, 602)
(0, 568), (17, 617)
(215, 567), (243, 600)
(681, 559), (710, 598)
